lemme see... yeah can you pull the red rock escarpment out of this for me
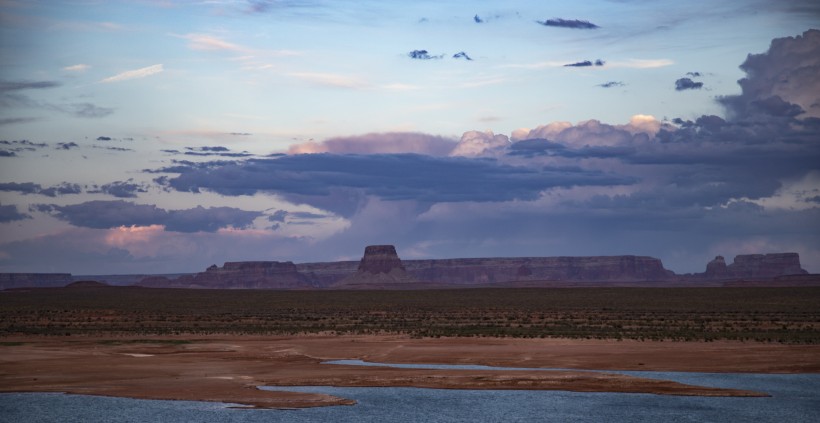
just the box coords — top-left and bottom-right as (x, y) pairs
(705, 253), (807, 279)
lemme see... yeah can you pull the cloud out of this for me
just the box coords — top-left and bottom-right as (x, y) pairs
(598, 81), (625, 88)
(675, 77), (703, 91)
(287, 132), (458, 156)
(0, 181), (82, 196)
(474, 14), (483, 23)
(181, 146), (254, 157)
(39, 183), (82, 197)
(63, 64), (90, 72)
(96, 136), (112, 141)
(453, 51), (473, 61)
(1, 80), (113, 118)
(159, 154), (635, 215)
(100, 64), (163, 83)
(536, 18), (599, 29)
(0, 117), (38, 126)
(564, 59), (605, 67)
(38, 200), (262, 233)
(0, 80), (61, 92)
(450, 130), (509, 157)
(686, 71), (702, 77)
(0, 204), (31, 222)
(179, 33), (247, 52)
(57, 142), (79, 150)
(718, 29), (820, 119)
(606, 59), (674, 69)
(0, 182), (43, 195)
(91, 180), (148, 198)
(408, 50), (443, 60)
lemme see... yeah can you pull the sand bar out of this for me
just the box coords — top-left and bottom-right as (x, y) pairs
(2, 335), (819, 409)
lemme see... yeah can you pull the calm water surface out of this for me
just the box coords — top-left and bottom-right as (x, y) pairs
(2, 365), (818, 422)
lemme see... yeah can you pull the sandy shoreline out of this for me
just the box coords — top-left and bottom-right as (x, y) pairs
(2, 335), (818, 409)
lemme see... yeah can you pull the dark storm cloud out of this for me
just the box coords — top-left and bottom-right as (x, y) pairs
(718, 29), (820, 120)
(164, 206), (262, 232)
(408, 50), (443, 60)
(675, 77), (704, 91)
(453, 51), (473, 60)
(0, 204), (31, 222)
(598, 81), (625, 88)
(268, 210), (288, 222)
(0, 150), (16, 157)
(97, 136), (112, 141)
(160, 154), (635, 205)
(38, 200), (262, 233)
(508, 139), (634, 159)
(536, 18), (599, 29)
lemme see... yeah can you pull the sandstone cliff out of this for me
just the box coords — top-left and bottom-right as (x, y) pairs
(704, 253), (807, 279)
(332, 245), (419, 288)
(139, 261), (312, 289)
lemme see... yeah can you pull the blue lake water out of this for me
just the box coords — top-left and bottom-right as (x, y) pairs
(2, 364), (818, 422)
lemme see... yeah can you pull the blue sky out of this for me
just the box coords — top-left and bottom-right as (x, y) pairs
(1, 0), (819, 275)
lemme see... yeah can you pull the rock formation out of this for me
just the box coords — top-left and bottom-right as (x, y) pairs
(139, 261), (312, 289)
(332, 245), (418, 288)
(705, 256), (729, 279)
(404, 255), (673, 285)
(726, 253), (808, 278)
(134, 249), (813, 289)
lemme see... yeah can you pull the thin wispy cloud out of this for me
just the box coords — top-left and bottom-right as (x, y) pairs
(179, 33), (247, 52)
(62, 64), (90, 72)
(100, 64), (164, 83)
(606, 59), (674, 69)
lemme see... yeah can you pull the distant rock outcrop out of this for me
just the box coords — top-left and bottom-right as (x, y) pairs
(139, 261), (312, 289)
(404, 255), (673, 285)
(333, 245), (418, 288)
(705, 256), (729, 279)
(135, 249), (813, 289)
(727, 253), (808, 278)
(703, 253), (808, 279)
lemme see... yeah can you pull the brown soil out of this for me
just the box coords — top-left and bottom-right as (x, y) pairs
(2, 335), (818, 409)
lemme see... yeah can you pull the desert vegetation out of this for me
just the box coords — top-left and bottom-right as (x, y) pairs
(1, 287), (818, 343)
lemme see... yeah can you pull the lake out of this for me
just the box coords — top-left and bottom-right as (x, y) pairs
(1, 366), (818, 422)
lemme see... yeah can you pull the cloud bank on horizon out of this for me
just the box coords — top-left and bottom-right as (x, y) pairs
(0, 1), (819, 275)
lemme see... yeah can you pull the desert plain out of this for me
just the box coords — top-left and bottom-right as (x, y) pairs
(1, 286), (819, 409)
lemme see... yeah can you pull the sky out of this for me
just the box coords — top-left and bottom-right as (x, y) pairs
(1, 0), (819, 275)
